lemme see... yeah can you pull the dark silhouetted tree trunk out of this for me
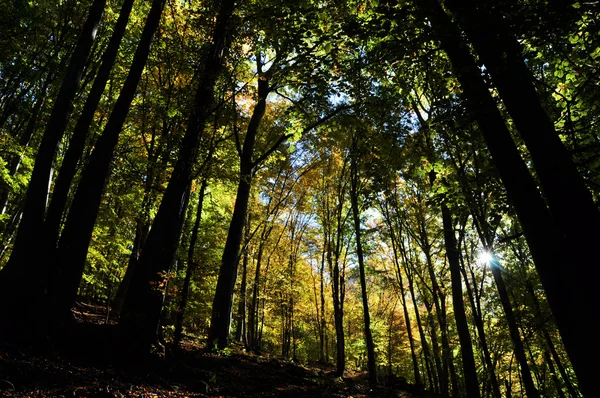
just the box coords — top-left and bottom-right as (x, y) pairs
(446, 5), (598, 392)
(489, 255), (539, 398)
(44, 0), (135, 250)
(323, 159), (348, 377)
(523, 280), (579, 398)
(208, 61), (269, 348)
(174, 177), (208, 345)
(381, 200), (420, 386)
(416, 3), (575, 395)
(113, 216), (150, 316)
(0, 0), (106, 344)
(119, 0), (235, 356)
(1, 0), (106, 286)
(350, 140), (377, 389)
(248, 231), (266, 350)
(398, 231), (436, 392)
(234, 214), (251, 345)
(48, 0), (167, 329)
(458, 240), (502, 398)
(0, 68), (54, 216)
(441, 205), (480, 398)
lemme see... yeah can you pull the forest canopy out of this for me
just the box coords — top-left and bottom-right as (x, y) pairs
(0, 0), (598, 397)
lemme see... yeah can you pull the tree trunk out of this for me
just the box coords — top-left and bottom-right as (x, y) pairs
(0, 67), (54, 216)
(113, 217), (150, 316)
(208, 67), (269, 349)
(248, 234), (266, 350)
(48, 0), (167, 328)
(441, 205), (480, 398)
(524, 281), (579, 398)
(174, 178), (208, 344)
(489, 256), (539, 398)
(44, 0), (135, 250)
(446, 6), (599, 392)
(327, 220), (346, 376)
(319, 233), (327, 363)
(350, 147), (377, 389)
(1, 0), (106, 283)
(118, 0), (235, 356)
(423, 294), (444, 395)
(400, 238), (436, 392)
(234, 214), (250, 345)
(417, 3), (578, 394)
(459, 244), (502, 398)
(385, 211), (420, 386)
(326, 181), (347, 376)
(422, 243), (448, 397)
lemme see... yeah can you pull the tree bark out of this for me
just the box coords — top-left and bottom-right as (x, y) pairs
(0, 0), (106, 344)
(523, 280), (579, 398)
(383, 203), (420, 386)
(489, 256), (539, 398)
(324, 162), (348, 376)
(416, 3), (576, 394)
(459, 242), (502, 398)
(319, 232), (327, 363)
(398, 235), (437, 392)
(234, 214), (251, 345)
(0, 67), (54, 216)
(248, 232), (266, 350)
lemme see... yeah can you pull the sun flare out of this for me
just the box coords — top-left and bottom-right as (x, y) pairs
(477, 250), (494, 265)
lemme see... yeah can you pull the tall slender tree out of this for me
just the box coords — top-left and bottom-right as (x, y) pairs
(43, 0), (136, 251)
(446, 4), (598, 392)
(1, 0), (106, 282)
(349, 134), (377, 388)
(119, 0), (237, 355)
(414, 3), (581, 394)
(47, 0), (168, 328)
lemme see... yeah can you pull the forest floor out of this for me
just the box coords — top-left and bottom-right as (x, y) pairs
(0, 302), (433, 397)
